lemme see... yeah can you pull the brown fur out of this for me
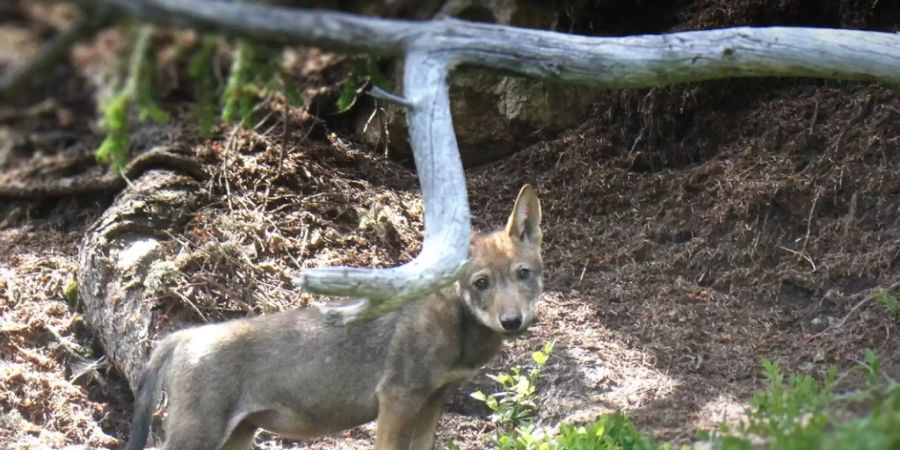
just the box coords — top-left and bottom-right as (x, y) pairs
(127, 185), (544, 450)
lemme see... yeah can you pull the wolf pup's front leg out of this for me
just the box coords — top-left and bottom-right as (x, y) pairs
(407, 388), (447, 450)
(373, 382), (430, 449)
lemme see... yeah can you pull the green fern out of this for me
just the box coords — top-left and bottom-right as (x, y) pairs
(99, 29), (314, 155)
(221, 39), (251, 125)
(188, 35), (219, 137)
(95, 89), (131, 171)
(96, 25), (168, 172)
(221, 39), (284, 127)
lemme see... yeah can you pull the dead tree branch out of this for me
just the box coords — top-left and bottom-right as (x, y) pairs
(78, 0), (900, 323)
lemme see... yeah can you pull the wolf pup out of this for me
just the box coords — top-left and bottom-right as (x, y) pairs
(127, 185), (544, 450)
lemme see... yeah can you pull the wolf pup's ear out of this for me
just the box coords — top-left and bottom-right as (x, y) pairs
(506, 184), (542, 245)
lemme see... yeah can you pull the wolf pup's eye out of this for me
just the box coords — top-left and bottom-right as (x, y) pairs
(473, 276), (490, 291)
(516, 267), (531, 280)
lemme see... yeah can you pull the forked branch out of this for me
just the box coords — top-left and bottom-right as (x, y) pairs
(79, 0), (900, 323)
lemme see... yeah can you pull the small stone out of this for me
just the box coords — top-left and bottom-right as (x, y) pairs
(809, 316), (828, 332)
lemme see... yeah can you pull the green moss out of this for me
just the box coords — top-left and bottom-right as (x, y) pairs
(63, 275), (78, 306)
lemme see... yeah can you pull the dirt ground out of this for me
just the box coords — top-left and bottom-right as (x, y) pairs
(2, 1), (900, 449)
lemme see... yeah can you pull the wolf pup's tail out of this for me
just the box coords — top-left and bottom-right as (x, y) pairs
(126, 338), (176, 450)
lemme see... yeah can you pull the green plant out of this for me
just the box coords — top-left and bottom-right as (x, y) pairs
(336, 56), (389, 113)
(467, 341), (671, 450)
(220, 39), (293, 127)
(188, 35), (219, 137)
(95, 25), (169, 171)
(874, 291), (900, 313)
(62, 275), (78, 306)
(706, 352), (900, 450)
(829, 350), (900, 450)
(746, 358), (836, 448)
(555, 413), (672, 450)
(476, 410), (674, 450)
(97, 27), (302, 163)
(489, 413), (673, 450)
(467, 345), (899, 450)
(472, 340), (555, 436)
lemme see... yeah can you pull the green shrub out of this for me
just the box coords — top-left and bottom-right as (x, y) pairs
(707, 352), (900, 450)
(471, 340), (555, 436)
(555, 413), (672, 450)
(463, 345), (898, 450)
(465, 341), (671, 450)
